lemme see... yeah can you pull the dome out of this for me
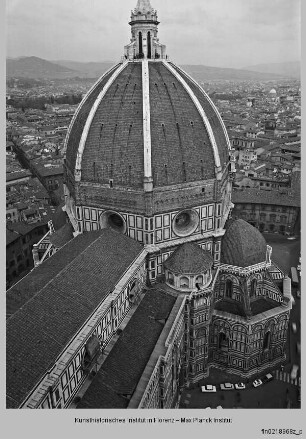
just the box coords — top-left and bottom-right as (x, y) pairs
(269, 88), (277, 94)
(64, 62), (230, 192)
(221, 219), (267, 267)
(64, 0), (231, 201)
(164, 242), (213, 275)
(63, 0), (234, 238)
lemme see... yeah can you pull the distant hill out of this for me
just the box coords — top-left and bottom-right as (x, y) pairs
(56, 60), (291, 81)
(242, 61), (300, 79)
(6, 56), (296, 81)
(6, 56), (78, 79)
(54, 60), (115, 78)
(180, 64), (290, 82)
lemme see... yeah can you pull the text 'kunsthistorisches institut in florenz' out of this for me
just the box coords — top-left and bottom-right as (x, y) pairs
(6, 0), (292, 409)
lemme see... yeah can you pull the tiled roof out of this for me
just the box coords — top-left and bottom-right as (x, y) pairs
(65, 64), (122, 174)
(221, 219), (267, 268)
(65, 60), (230, 191)
(232, 187), (300, 207)
(149, 62), (216, 185)
(6, 170), (32, 182)
(7, 232), (102, 319)
(77, 289), (177, 408)
(280, 144), (300, 153)
(214, 300), (247, 317)
(170, 63), (230, 170)
(214, 296), (279, 317)
(164, 242), (213, 274)
(6, 220), (49, 236)
(80, 62), (145, 188)
(49, 223), (74, 248)
(6, 229), (144, 408)
(51, 204), (68, 230)
(6, 229), (21, 246)
(254, 139), (274, 148)
(36, 165), (63, 177)
(250, 298), (280, 315)
(35, 189), (51, 200)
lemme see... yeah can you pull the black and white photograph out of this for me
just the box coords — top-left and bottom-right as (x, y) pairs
(4, 0), (302, 437)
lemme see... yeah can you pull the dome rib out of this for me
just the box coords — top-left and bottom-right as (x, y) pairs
(64, 63), (121, 172)
(169, 63), (231, 167)
(172, 63), (231, 150)
(142, 60), (152, 186)
(81, 62), (144, 188)
(162, 60), (221, 170)
(74, 62), (129, 181)
(64, 60), (231, 192)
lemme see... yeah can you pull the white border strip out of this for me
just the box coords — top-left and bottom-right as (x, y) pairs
(64, 63), (121, 158)
(142, 60), (152, 179)
(162, 61), (221, 169)
(170, 62), (231, 151)
(74, 61), (128, 180)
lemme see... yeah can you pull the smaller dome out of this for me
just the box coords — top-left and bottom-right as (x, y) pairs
(221, 219), (267, 267)
(164, 242), (213, 275)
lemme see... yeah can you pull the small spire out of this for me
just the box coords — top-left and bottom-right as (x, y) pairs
(124, 0), (167, 61)
(135, 0), (153, 13)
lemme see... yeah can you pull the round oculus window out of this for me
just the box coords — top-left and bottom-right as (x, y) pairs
(172, 209), (199, 237)
(100, 211), (126, 233)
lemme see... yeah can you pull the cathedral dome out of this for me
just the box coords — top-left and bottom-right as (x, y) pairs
(221, 219), (267, 267)
(64, 2), (231, 197)
(164, 242), (213, 275)
(64, 62), (230, 191)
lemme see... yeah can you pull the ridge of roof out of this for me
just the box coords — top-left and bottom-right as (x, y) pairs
(6, 229), (145, 408)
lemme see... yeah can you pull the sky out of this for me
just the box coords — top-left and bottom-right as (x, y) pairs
(6, 0), (301, 68)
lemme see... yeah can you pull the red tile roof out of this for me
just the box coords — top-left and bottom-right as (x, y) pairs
(77, 288), (177, 408)
(6, 229), (144, 408)
(65, 65), (121, 173)
(164, 242), (213, 274)
(6, 229), (21, 246)
(7, 220), (49, 236)
(49, 222), (74, 248)
(232, 187), (300, 207)
(221, 219), (267, 267)
(65, 61), (230, 191)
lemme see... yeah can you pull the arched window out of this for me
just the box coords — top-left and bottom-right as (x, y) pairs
(225, 280), (233, 298)
(263, 331), (271, 350)
(218, 332), (229, 351)
(147, 31), (151, 58)
(180, 276), (189, 288)
(138, 32), (143, 57)
(250, 278), (257, 297)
